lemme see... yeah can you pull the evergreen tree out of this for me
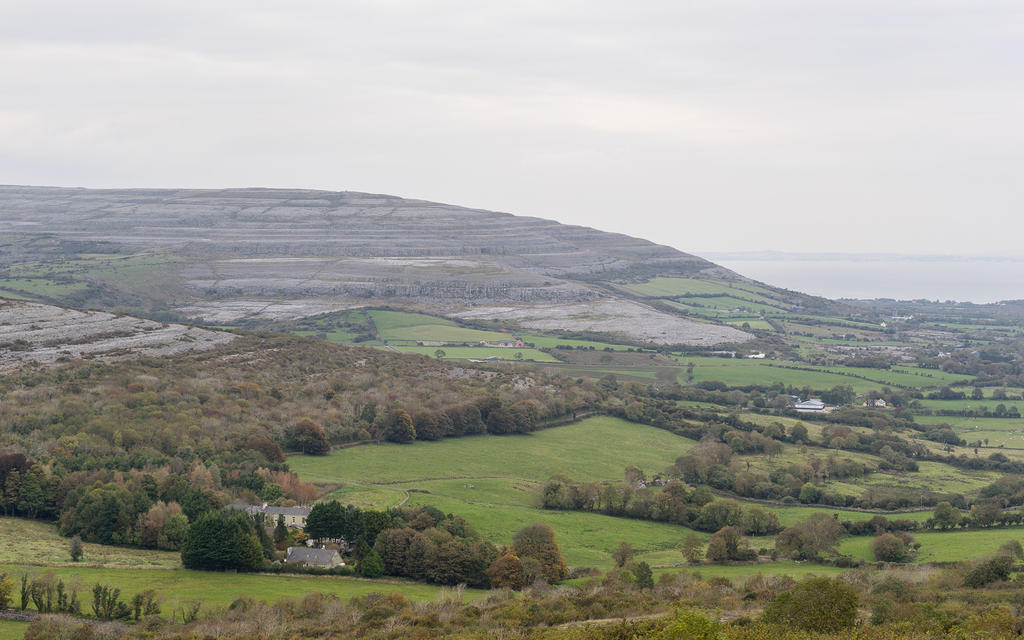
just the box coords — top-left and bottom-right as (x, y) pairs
(181, 511), (263, 571)
(384, 409), (416, 443)
(359, 550), (385, 578)
(273, 514), (289, 545)
(633, 561), (654, 589)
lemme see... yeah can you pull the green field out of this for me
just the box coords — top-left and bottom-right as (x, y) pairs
(838, 528), (1024, 564)
(916, 398), (1024, 413)
(616, 277), (779, 304)
(295, 327), (360, 344)
(671, 357), (970, 392)
(289, 416), (989, 571)
(520, 334), (635, 351)
(0, 621), (30, 640)
(912, 415), (1024, 448)
(724, 319), (775, 331)
(681, 296), (786, 314)
(369, 310), (509, 343)
(292, 417), (704, 568)
(395, 346), (558, 361)
(291, 417), (694, 485)
(0, 518), (179, 569)
(0, 564), (464, 613)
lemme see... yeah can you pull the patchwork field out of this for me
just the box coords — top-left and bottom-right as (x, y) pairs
(290, 416), (1001, 572)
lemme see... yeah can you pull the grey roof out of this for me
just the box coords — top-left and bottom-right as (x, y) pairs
(795, 399), (826, 409)
(227, 504), (310, 517)
(265, 506), (311, 517)
(286, 547), (340, 566)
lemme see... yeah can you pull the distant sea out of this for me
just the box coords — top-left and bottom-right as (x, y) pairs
(698, 253), (1024, 304)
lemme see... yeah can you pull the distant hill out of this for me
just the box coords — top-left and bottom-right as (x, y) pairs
(0, 185), (790, 346)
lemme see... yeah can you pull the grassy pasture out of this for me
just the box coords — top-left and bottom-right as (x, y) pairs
(520, 334), (634, 351)
(916, 398), (1023, 412)
(950, 387), (1024, 399)
(0, 518), (179, 569)
(680, 296), (786, 314)
(724, 319), (775, 331)
(914, 415), (1024, 430)
(402, 488), (696, 568)
(0, 621), (30, 640)
(858, 461), (1003, 496)
(540, 364), (666, 384)
(616, 277), (779, 304)
(292, 418), (705, 568)
(0, 564), (463, 613)
(395, 346), (558, 361)
(673, 357), (970, 391)
(368, 310), (509, 343)
(0, 277), (91, 300)
(913, 415), (1024, 448)
(291, 417), (695, 486)
(677, 359), (883, 392)
(838, 527), (1024, 564)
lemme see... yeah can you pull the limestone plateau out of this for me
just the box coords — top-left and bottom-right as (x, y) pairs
(0, 185), (753, 346)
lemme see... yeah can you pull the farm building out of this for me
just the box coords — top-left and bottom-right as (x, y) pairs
(794, 399), (826, 411)
(286, 547), (344, 568)
(228, 503), (311, 528)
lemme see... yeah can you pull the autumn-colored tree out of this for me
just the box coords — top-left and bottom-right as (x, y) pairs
(136, 501), (184, 548)
(705, 526), (755, 562)
(290, 419), (330, 455)
(413, 411), (447, 441)
(774, 513), (845, 560)
(681, 532), (703, 564)
(511, 523), (569, 583)
(612, 541), (633, 567)
(246, 436), (286, 463)
(486, 551), (526, 589)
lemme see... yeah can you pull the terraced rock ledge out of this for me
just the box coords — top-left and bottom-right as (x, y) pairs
(0, 299), (236, 371)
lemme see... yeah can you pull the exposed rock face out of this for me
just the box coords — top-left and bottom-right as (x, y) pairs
(0, 299), (235, 371)
(0, 186), (724, 301)
(0, 185), (753, 345)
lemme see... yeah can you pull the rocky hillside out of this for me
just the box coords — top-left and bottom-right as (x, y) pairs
(0, 185), (753, 345)
(0, 298), (235, 371)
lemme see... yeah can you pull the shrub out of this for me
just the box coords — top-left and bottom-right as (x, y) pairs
(762, 577), (858, 632)
(963, 554), (1014, 588)
(872, 533), (908, 563)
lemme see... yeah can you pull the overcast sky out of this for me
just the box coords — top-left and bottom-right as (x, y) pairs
(2, 1), (1022, 256)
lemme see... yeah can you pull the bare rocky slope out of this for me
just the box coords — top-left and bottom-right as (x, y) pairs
(0, 185), (753, 345)
(0, 298), (236, 371)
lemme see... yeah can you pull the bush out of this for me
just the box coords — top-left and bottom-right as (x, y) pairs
(762, 577), (858, 632)
(964, 554), (1014, 588)
(872, 533), (908, 563)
